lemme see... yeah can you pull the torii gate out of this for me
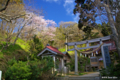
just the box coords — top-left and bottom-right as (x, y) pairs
(65, 35), (113, 75)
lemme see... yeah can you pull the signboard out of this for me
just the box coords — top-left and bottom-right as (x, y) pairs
(90, 57), (99, 67)
(0, 71), (2, 80)
(103, 46), (111, 67)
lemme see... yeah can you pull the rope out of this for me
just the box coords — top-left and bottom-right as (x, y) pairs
(75, 43), (104, 55)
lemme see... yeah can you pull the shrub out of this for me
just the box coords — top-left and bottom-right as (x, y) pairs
(5, 61), (32, 80)
(29, 57), (54, 80)
(100, 60), (120, 77)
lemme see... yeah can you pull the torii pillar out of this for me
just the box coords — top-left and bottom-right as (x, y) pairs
(74, 44), (78, 75)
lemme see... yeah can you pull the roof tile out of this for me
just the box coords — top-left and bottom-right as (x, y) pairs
(46, 46), (66, 56)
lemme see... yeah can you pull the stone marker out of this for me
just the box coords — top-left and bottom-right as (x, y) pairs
(103, 46), (111, 67)
(0, 71), (2, 80)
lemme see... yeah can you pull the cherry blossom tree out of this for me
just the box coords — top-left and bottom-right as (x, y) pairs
(21, 12), (57, 44)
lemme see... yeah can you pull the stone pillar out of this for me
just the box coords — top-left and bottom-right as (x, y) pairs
(80, 53), (82, 56)
(100, 40), (106, 68)
(86, 42), (89, 47)
(53, 56), (56, 71)
(74, 44), (78, 75)
(0, 71), (2, 80)
(86, 42), (89, 58)
(91, 53), (93, 57)
(61, 58), (64, 74)
(85, 54), (86, 57)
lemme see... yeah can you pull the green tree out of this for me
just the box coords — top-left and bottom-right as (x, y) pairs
(33, 35), (43, 52)
(74, 0), (120, 58)
(29, 35), (44, 59)
(98, 22), (112, 36)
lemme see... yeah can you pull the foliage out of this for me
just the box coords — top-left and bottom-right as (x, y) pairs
(97, 23), (112, 36)
(29, 57), (54, 80)
(0, 52), (3, 58)
(29, 60), (42, 80)
(0, 0), (57, 80)
(41, 56), (54, 72)
(4, 56), (54, 80)
(74, 0), (96, 33)
(67, 56), (90, 72)
(29, 35), (44, 59)
(79, 72), (87, 75)
(33, 35), (44, 53)
(73, 0), (120, 58)
(59, 48), (66, 52)
(5, 61), (32, 80)
(16, 38), (30, 52)
(66, 58), (75, 71)
(32, 57), (54, 80)
(0, 39), (28, 79)
(7, 57), (17, 66)
(100, 60), (120, 77)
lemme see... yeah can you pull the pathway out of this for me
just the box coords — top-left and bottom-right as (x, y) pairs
(68, 72), (100, 80)
(55, 72), (100, 80)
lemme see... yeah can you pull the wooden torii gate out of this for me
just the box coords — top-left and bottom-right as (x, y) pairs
(65, 35), (112, 75)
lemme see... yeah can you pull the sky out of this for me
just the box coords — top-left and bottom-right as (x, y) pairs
(31, 0), (79, 26)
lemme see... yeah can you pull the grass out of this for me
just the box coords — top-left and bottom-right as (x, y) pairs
(66, 72), (88, 76)
(0, 52), (3, 58)
(0, 38), (30, 55)
(16, 38), (30, 52)
(58, 48), (65, 52)
(79, 72), (87, 75)
(58, 48), (74, 55)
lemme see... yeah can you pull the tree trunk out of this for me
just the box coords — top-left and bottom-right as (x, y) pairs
(116, 11), (120, 58)
(104, 4), (120, 58)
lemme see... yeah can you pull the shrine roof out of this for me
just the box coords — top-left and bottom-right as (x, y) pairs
(46, 46), (66, 56)
(37, 45), (66, 56)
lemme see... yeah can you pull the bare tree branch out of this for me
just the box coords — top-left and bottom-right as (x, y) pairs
(0, 13), (26, 22)
(0, 0), (10, 12)
(13, 17), (32, 45)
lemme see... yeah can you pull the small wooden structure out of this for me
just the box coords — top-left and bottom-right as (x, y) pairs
(37, 44), (70, 74)
(65, 35), (115, 75)
(85, 57), (99, 71)
(62, 52), (71, 64)
(90, 57), (99, 70)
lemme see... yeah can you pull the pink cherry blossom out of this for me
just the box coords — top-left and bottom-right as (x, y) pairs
(24, 12), (57, 40)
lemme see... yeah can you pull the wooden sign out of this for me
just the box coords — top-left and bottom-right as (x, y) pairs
(103, 46), (111, 67)
(90, 57), (99, 67)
